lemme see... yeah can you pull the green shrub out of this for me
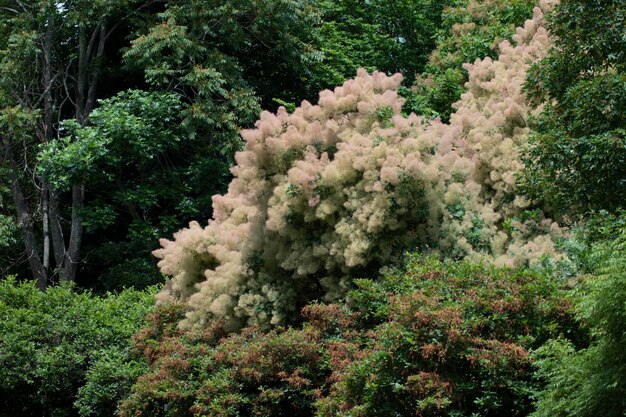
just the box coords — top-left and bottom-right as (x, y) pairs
(531, 233), (626, 417)
(120, 303), (327, 417)
(316, 255), (576, 416)
(0, 279), (155, 417)
(551, 210), (626, 277)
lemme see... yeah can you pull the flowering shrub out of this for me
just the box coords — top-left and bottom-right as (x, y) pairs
(119, 256), (576, 417)
(154, 3), (561, 331)
(407, 0), (537, 121)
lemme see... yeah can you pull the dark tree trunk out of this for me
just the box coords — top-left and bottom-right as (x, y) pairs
(60, 184), (84, 281)
(3, 141), (47, 289)
(49, 188), (65, 269)
(40, 9), (55, 279)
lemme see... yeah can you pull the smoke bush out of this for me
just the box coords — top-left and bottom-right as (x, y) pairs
(155, 3), (561, 331)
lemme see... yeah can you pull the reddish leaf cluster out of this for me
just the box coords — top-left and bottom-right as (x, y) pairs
(119, 256), (576, 417)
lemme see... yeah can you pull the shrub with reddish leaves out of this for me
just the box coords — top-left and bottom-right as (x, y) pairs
(119, 304), (329, 417)
(119, 256), (577, 417)
(316, 256), (577, 417)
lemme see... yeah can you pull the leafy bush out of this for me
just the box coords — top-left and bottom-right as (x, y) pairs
(154, 5), (561, 332)
(120, 303), (327, 417)
(316, 255), (577, 416)
(119, 256), (576, 417)
(531, 233), (626, 417)
(0, 279), (155, 417)
(75, 347), (150, 417)
(550, 210), (626, 277)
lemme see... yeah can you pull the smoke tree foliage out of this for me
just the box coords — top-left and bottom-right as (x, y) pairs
(406, 0), (536, 122)
(155, 3), (561, 332)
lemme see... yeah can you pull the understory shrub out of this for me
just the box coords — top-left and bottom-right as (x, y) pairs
(0, 279), (155, 417)
(119, 256), (577, 417)
(550, 210), (626, 278)
(155, 4), (562, 332)
(531, 232), (626, 417)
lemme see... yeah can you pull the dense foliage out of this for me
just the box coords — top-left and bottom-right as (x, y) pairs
(531, 232), (626, 417)
(1, 1), (625, 416)
(38, 90), (233, 290)
(311, 0), (454, 92)
(521, 0), (626, 215)
(119, 256), (576, 417)
(0, 279), (155, 417)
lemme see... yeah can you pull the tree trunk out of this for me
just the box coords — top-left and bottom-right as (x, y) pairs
(57, 21), (106, 281)
(76, 24), (88, 125)
(42, 183), (50, 276)
(39, 7), (54, 280)
(3, 142), (47, 289)
(60, 184), (84, 281)
(49, 188), (65, 269)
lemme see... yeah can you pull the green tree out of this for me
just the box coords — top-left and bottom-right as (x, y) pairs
(0, 0), (153, 286)
(521, 0), (626, 215)
(124, 0), (322, 155)
(1, 0), (322, 288)
(309, 0), (453, 95)
(0, 174), (21, 276)
(38, 90), (230, 290)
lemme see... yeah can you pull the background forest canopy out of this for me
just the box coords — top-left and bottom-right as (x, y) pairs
(0, 0), (541, 289)
(1, 0), (625, 417)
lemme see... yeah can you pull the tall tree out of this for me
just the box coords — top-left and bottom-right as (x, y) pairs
(521, 0), (626, 215)
(125, 0), (321, 152)
(308, 0), (454, 95)
(0, 0), (153, 286)
(38, 90), (211, 291)
(33, 0), (325, 290)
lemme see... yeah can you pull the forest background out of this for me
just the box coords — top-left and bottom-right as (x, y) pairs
(0, 0), (624, 416)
